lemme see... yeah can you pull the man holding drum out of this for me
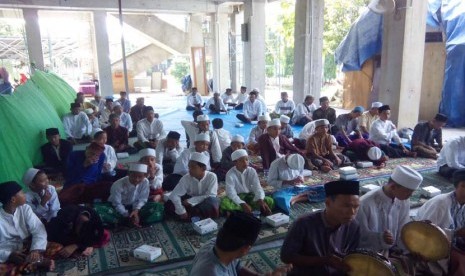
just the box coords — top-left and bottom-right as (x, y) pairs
(356, 165), (423, 253)
(280, 180), (360, 275)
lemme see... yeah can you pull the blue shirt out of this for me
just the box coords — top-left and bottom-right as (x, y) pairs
(64, 150), (104, 188)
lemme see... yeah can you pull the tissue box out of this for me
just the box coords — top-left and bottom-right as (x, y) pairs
(133, 245), (162, 262)
(339, 167), (357, 175)
(356, 161), (373, 168)
(265, 213), (290, 227)
(361, 184), (379, 193)
(421, 186), (441, 198)
(219, 111), (227, 115)
(116, 152), (129, 159)
(193, 218), (218, 235)
(340, 173), (359, 180)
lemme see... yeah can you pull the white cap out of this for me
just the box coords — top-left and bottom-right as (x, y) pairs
(371, 102), (383, 108)
(91, 128), (104, 137)
(367, 147), (383, 161)
(195, 133), (210, 142)
(280, 115), (290, 124)
(139, 148), (156, 158)
(267, 118), (281, 128)
(190, 152), (210, 166)
(258, 114), (271, 122)
(129, 163), (148, 173)
(84, 108), (94, 115)
(22, 168), (40, 186)
(314, 119), (330, 128)
(287, 154), (305, 170)
(252, 88), (260, 93)
(232, 149), (248, 161)
(197, 114), (210, 122)
(391, 165), (423, 190)
(113, 102), (122, 107)
(231, 134), (245, 143)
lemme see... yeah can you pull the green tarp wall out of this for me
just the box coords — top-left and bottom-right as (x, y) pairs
(0, 70), (75, 185)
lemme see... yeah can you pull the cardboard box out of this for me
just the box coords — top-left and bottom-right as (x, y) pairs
(340, 173), (359, 180)
(421, 186), (441, 198)
(361, 184), (379, 193)
(265, 213), (290, 227)
(193, 218), (218, 235)
(339, 167), (357, 175)
(133, 245), (162, 262)
(356, 161), (373, 168)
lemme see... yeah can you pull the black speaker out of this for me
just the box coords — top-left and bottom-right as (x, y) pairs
(241, 23), (248, 42)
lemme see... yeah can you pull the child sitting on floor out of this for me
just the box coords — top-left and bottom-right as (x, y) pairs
(96, 163), (164, 227)
(0, 181), (54, 274)
(23, 168), (60, 223)
(166, 152), (219, 221)
(139, 148), (164, 202)
(220, 149), (274, 216)
(212, 118), (231, 152)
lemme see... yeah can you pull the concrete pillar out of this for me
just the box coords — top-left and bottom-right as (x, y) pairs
(212, 9), (231, 93)
(293, 0), (324, 103)
(243, 0), (266, 97)
(23, 8), (44, 72)
(92, 11), (114, 97)
(378, 1), (428, 128)
(230, 12), (238, 92)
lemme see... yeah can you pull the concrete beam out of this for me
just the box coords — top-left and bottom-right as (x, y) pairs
(0, 0), (238, 13)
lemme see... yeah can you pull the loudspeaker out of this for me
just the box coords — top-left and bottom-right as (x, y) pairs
(241, 23), (248, 42)
(368, 0), (395, 14)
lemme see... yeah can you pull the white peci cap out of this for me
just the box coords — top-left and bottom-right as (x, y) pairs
(314, 119), (330, 128)
(190, 152), (210, 166)
(371, 102), (383, 108)
(197, 114), (210, 122)
(22, 168), (40, 186)
(139, 148), (156, 158)
(287, 154), (305, 170)
(231, 149), (248, 161)
(129, 163), (148, 173)
(195, 133), (210, 142)
(231, 134), (245, 143)
(280, 115), (290, 124)
(391, 165), (423, 190)
(84, 108), (94, 115)
(258, 114), (271, 122)
(91, 128), (104, 138)
(267, 119), (281, 128)
(367, 147), (382, 161)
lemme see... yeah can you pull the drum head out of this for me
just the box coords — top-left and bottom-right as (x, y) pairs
(401, 221), (450, 261)
(344, 253), (395, 276)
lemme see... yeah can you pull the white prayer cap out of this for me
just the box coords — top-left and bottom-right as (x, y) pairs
(252, 88), (260, 93)
(190, 152), (209, 166)
(267, 118), (281, 128)
(84, 108), (94, 115)
(231, 134), (245, 143)
(113, 102), (122, 107)
(197, 114), (210, 122)
(314, 119), (330, 128)
(91, 128), (104, 137)
(195, 133), (210, 142)
(371, 102), (383, 108)
(22, 168), (40, 186)
(287, 154), (305, 170)
(280, 115), (290, 124)
(129, 163), (148, 173)
(258, 114), (271, 122)
(139, 148), (156, 158)
(367, 147), (382, 161)
(232, 149), (248, 161)
(391, 165), (423, 190)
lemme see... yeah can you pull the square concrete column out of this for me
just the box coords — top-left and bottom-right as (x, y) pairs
(212, 10), (231, 93)
(293, 0), (324, 103)
(23, 8), (44, 72)
(378, 1), (428, 128)
(243, 0), (266, 96)
(92, 11), (114, 97)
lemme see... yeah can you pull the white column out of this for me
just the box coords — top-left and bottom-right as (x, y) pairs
(212, 9), (231, 94)
(23, 8), (44, 72)
(92, 11), (114, 97)
(243, 0), (266, 96)
(378, 1), (428, 128)
(293, 0), (324, 103)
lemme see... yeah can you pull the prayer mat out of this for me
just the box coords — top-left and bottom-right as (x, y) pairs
(50, 218), (288, 275)
(133, 246), (283, 276)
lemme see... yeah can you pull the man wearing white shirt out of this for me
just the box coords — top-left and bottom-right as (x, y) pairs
(369, 105), (415, 158)
(437, 136), (465, 179)
(166, 152), (220, 221)
(416, 169), (465, 275)
(90, 93), (105, 115)
(135, 106), (166, 150)
(236, 91), (263, 123)
(155, 131), (183, 174)
(292, 95), (317, 125)
(267, 154), (305, 189)
(234, 86), (248, 110)
(99, 98), (113, 128)
(186, 87), (203, 111)
(273, 92), (295, 117)
(221, 88), (236, 107)
(356, 165), (423, 253)
(206, 92), (227, 114)
(220, 149), (274, 215)
(113, 102), (132, 133)
(62, 102), (92, 143)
